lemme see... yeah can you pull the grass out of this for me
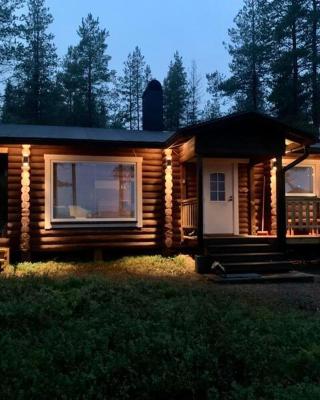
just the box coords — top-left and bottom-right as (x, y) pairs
(1, 255), (320, 399)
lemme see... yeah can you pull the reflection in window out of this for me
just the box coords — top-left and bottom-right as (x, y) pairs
(53, 162), (136, 220)
(210, 173), (225, 201)
(285, 167), (314, 195)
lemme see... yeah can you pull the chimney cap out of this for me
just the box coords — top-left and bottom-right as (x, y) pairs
(143, 80), (162, 97)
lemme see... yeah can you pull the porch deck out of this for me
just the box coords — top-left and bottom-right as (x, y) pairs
(181, 198), (320, 243)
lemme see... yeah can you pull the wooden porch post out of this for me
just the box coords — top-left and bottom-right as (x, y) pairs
(276, 156), (286, 249)
(20, 144), (31, 261)
(249, 164), (256, 235)
(196, 156), (204, 252)
(163, 149), (173, 250)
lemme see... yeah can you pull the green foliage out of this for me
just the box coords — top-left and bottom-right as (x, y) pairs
(2, 0), (59, 124)
(0, 257), (320, 398)
(163, 51), (188, 130)
(221, 0), (272, 112)
(0, 0), (23, 74)
(58, 14), (113, 127)
(118, 46), (152, 130)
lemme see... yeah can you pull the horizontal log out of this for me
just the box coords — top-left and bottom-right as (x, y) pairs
(31, 241), (162, 251)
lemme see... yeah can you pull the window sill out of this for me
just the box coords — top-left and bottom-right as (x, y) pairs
(45, 222), (143, 230)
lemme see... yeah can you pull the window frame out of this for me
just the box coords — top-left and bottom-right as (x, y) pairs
(285, 164), (316, 197)
(209, 172), (226, 202)
(45, 155), (143, 229)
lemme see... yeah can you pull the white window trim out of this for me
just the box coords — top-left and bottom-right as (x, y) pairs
(44, 154), (143, 229)
(284, 161), (316, 197)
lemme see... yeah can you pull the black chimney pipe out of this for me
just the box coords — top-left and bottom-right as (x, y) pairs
(142, 80), (164, 131)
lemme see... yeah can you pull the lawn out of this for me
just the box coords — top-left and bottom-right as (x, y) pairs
(1, 255), (320, 399)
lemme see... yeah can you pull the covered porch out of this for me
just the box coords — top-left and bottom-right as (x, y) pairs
(177, 112), (318, 249)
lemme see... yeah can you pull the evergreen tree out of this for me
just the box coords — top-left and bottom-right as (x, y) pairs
(269, 0), (309, 123)
(4, 0), (58, 124)
(221, 0), (272, 112)
(59, 14), (112, 127)
(186, 60), (201, 124)
(2, 80), (21, 122)
(0, 0), (23, 77)
(202, 71), (223, 120)
(163, 51), (188, 130)
(306, 0), (320, 129)
(119, 46), (151, 130)
(75, 14), (112, 127)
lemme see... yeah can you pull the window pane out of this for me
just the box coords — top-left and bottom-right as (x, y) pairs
(218, 191), (226, 201)
(53, 162), (136, 220)
(285, 167), (313, 194)
(210, 172), (225, 201)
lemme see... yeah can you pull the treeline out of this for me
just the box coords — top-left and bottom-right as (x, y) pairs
(0, 0), (319, 131)
(214, 0), (320, 131)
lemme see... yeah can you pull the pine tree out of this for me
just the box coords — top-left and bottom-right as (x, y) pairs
(307, 0), (320, 129)
(6, 0), (58, 124)
(186, 61), (201, 125)
(59, 14), (112, 127)
(269, 0), (309, 123)
(76, 14), (112, 127)
(0, 0), (23, 77)
(163, 51), (188, 130)
(119, 46), (151, 130)
(203, 71), (223, 120)
(2, 80), (21, 122)
(221, 0), (272, 112)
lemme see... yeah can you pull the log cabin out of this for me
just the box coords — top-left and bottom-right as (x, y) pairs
(0, 79), (319, 272)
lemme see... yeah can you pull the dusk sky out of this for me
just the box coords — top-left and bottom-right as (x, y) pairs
(46, 0), (243, 90)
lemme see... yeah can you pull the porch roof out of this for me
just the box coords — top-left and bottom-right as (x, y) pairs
(172, 112), (317, 158)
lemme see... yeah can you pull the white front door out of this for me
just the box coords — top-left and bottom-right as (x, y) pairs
(203, 160), (238, 235)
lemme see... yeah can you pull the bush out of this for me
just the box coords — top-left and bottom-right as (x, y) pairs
(0, 263), (319, 399)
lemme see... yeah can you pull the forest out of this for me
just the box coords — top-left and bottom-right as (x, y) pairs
(0, 0), (319, 132)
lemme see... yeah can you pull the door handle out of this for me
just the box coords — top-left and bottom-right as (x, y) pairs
(228, 196), (233, 202)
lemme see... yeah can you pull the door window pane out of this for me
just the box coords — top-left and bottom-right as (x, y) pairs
(285, 167), (314, 194)
(210, 173), (225, 201)
(53, 162), (136, 220)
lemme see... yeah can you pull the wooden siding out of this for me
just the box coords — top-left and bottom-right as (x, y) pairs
(238, 164), (250, 234)
(184, 163), (197, 200)
(252, 162), (272, 234)
(29, 144), (164, 252)
(172, 147), (182, 247)
(2, 145), (21, 251)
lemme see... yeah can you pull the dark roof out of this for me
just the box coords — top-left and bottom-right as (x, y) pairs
(0, 123), (174, 147)
(172, 111), (317, 145)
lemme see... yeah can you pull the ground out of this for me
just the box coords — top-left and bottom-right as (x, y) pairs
(1, 255), (320, 399)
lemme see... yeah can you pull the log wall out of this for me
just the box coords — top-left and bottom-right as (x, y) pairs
(28, 144), (165, 252)
(238, 164), (250, 234)
(4, 145), (21, 251)
(252, 162), (272, 234)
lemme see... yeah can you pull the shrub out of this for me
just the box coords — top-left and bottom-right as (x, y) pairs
(0, 260), (319, 398)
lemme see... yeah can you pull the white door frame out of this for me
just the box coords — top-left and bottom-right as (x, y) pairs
(202, 158), (249, 235)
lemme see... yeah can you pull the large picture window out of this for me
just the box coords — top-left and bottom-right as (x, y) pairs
(45, 156), (142, 228)
(285, 166), (314, 195)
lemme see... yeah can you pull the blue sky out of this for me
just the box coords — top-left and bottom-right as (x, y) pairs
(47, 0), (242, 89)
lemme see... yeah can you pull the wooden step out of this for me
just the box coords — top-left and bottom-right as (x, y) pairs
(218, 260), (292, 274)
(210, 252), (285, 263)
(206, 271), (315, 284)
(207, 243), (275, 254)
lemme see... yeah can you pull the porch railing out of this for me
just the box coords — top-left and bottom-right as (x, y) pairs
(181, 198), (198, 231)
(286, 197), (320, 235)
